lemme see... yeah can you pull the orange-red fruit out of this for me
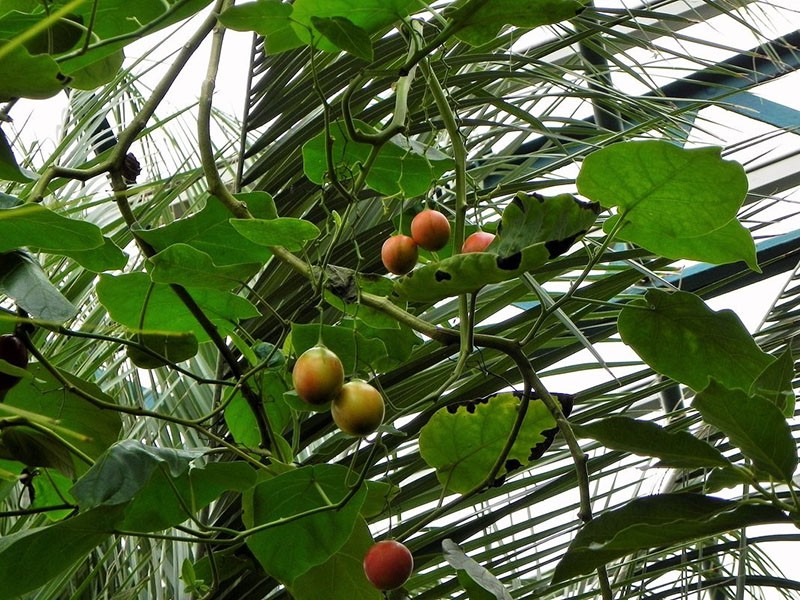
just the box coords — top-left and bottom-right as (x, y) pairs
(363, 540), (414, 591)
(461, 231), (496, 253)
(292, 345), (344, 405)
(0, 334), (28, 392)
(410, 209), (451, 252)
(332, 379), (385, 436)
(381, 235), (418, 275)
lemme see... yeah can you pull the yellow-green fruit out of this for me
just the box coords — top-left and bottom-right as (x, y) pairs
(292, 345), (345, 405)
(332, 379), (385, 436)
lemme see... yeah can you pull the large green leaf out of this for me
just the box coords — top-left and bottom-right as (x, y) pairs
(0, 505), (124, 600)
(750, 346), (796, 417)
(419, 393), (556, 494)
(149, 244), (261, 290)
(0, 203), (104, 252)
(302, 120), (453, 198)
(448, 0), (585, 46)
(617, 289), (773, 392)
(0, 40), (65, 100)
(391, 244), (550, 303)
(577, 141), (753, 266)
(552, 494), (790, 583)
(225, 370), (292, 447)
(693, 380), (797, 483)
(135, 193), (275, 266)
(572, 416), (730, 469)
(96, 272), (260, 342)
(243, 464), (368, 584)
(0, 250), (77, 321)
(288, 517), (380, 600)
(311, 16), (373, 61)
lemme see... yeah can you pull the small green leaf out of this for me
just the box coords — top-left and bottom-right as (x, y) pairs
(443, 539), (513, 600)
(448, 0), (585, 46)
(491, 192), (599, 259)
(750, 346), (796, 417)
(0, 203), (104, 252)
(572, 416), (730, 469)
(302, 119), (453, 198)
(149, 244), (261, 290)
(0, 129), (33, 182)
(0, 251), (77, 321)
(618, 289), (773, 392)
(230, 217), (320, 251)
(225, 371), (291, 447)
(288, 517), (381, 600)
(693, 380), (797, 483)
(311, 16), (373, 61)
(552, 494), (790, 583)
(0, 427), (77, 478)
(219, 0), (303, 54)
(419, 393), (555, 494)
(391, 244), (550, 303)
(70, 440), (206, 510)
(136, 193), (275, 266)
(243, 464), (368, 584)
(125, 330), (200, 369)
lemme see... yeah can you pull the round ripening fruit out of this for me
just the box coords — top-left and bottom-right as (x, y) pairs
(363, 540), (414, 591)
(331, 379), (385, 436)
(381, 235), (419, 275)
(461, 231), (496, 253)
(410, 209), (451, 252)
(292, 345), (345, 405)
(0, 334), (29, 392)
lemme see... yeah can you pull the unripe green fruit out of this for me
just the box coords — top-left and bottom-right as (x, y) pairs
(410, 209), (451, 251)
(292, 345), (345, 405)
(332, 379), (384, 436)
(381, 235), (418, 275)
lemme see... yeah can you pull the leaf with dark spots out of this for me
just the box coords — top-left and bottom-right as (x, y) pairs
(496, 252), (522, 270)
(505, 458), (522, 472)
(435, 270), (452, 282)
(546, 229), (588, 259)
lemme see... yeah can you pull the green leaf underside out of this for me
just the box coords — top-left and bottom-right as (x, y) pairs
(0, 203), (104, 252)
(750, 346), (796, 417)
(693, 380), (798, 482)
(449, 0), (585, 46)
(0, 40), (65, 101)
(288, 517), (381, 600)
(311, 16), (373, 61)
(230, 217), (321, 251)
(149, 243), (261, 290)
(220, 0), (417, 55)
(244, 464), (368, 584)
(0, 129), (32, 182)
(0, 251), (77, 321)
(572, 416), (729, 469)
(97, 273), (259, 342)
(443, 539), (513, 600)
(0, 364), (122, 471)
(0, 505), (124, 599)
(391, 244), (550, 303)
(552, 494), (790, 583)
(70, 440), (206, 510)
(136, 193), (275, 266)
(302, 119), (453, 197)
(604, 213), (759, 271)
(418, 393), (555, 494)
(618, 289), (773, 392)
(46, 236), (128, 272)
(578, 141), (748, 236)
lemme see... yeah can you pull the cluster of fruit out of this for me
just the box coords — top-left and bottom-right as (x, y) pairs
(381, 209), (496, 275)
(0, 333), (28, 394)
(291, 345), (384, 436)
